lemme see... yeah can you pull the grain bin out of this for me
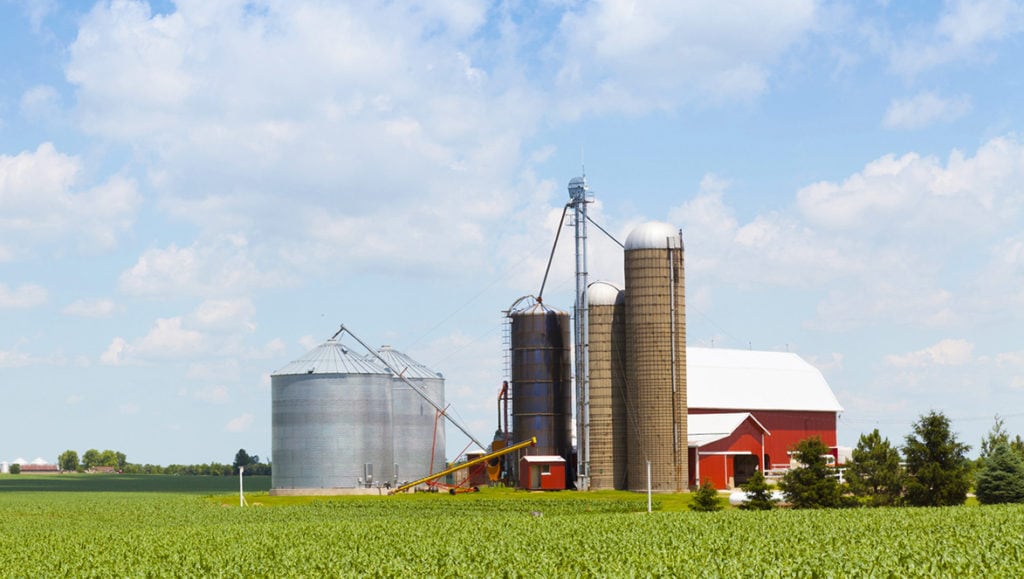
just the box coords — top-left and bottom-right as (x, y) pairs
(373, 345), (446, 483)
(587, 281), (628, 490)
(271, 339), (394, 491)
(624, 222), (688, 492)
(509, 301), (573, 475)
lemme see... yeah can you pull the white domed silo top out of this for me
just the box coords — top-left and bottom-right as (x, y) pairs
(587, 281), (624, 306)
(625, 221), (681, 250)
(272, 339), (387, 376)
(372, 345), (443, 379)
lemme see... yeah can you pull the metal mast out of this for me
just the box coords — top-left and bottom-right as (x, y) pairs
(568, 175), (590, 490)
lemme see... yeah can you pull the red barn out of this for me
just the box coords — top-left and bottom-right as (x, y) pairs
(688, 413), (770, 490)
(519, 455), (566, 490)
(686, 348), (842, 488)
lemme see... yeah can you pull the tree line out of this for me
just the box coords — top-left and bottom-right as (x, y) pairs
(53, 448), (270, 476)
(692, 410), (1024, 511)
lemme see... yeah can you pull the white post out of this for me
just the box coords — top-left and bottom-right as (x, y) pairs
(239, 466), (245, 507)
(647, 460), (652, 514)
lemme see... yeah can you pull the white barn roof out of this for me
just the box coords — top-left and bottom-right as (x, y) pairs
(688, 412), (770, 447)
(688, 347), (842, 413)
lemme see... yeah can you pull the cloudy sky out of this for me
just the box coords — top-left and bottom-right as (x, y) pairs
(3, 0), (1024, 466)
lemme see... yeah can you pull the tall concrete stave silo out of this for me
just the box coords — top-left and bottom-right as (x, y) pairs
(509, 301), (573, 472)
(373, 345), (446, 483)
(624, 222), (688, 492)
(587, 281), (628, 490)
(271, 339), (394, 492)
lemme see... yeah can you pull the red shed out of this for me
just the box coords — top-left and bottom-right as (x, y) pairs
(688, 413), (770, 489)
(519, 455), (566, 490)
(688, 348), (842, 478)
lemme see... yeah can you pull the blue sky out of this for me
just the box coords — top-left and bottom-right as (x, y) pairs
(3, 0), (1024, 466)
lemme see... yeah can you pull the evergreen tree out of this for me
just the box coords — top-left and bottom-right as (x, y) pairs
(902, 411), (971, 507)
(846, 429), (904, 507)
(690, 479), (723, 512)
(779, 436), (842, 509)
(979, 416), (1011, 462)
(975, 442), (1024, 505)
(739, 470), (776, 510)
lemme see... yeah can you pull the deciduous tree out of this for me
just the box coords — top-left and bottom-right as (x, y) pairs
(58, 450), (79, 472)
(82, 449), (101, 470)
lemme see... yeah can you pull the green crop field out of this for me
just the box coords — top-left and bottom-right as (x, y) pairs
(2, 476), (1023, 576)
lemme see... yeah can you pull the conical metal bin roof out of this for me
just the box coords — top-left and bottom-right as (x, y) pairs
(371, 345), (443, 379)
(272, 339), (388, 376)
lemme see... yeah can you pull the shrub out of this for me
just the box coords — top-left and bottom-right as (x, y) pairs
(690, 479), (723, 512)
(740, 470), (776, 510)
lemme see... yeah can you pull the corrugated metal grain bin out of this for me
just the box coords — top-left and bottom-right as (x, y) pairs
(373, 345), (446, 483)
(272, 339), (394, 491)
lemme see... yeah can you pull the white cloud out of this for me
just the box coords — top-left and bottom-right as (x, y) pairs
(101, 318), (205, 365)
(667, 175), (861, 288)
(889, 0), (1024, 75)
(118, 236), (282, 298)
(119, 402), (140, 415)
(65, 394), (85, 405)
(554, 0), (817, 115)
(0, 283), (47, 308)
(193, 385), (230, 405)
(797, 136), (1024, 234)
(0, 350), (35, 368)
(100, 337), (130, 366)
(225, 413), (254, 432)
(886, 338), (975, 368)
(883, 92), (971, 130)
(189, 298), (256, 333)
(18, 0), (57, 32)
(63, 298), (116, 318)
(0, 143), (140, 257)
(100, 299), (269, 366)
(20, 85), (61, 120)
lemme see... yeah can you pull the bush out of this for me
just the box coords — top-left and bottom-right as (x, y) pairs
(740, 470), (776, 510)
(9, 463), (20, 475)
(690, 479), (723, 512)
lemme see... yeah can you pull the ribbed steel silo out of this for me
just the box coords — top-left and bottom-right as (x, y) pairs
(373, 345), (446, 483)
(271, 339), (394, 491)
(587, 281), (628, 490)
(509, 301), (573, 472)
(624, 222), (688, 492)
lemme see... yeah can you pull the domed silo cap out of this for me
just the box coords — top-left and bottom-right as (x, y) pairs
(624, 221), (682, 250)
